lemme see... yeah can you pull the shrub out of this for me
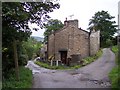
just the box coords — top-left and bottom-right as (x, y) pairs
(2, 66), (32, 88)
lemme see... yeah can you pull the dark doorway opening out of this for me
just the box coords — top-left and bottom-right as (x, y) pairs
(59, 51), (67, 64)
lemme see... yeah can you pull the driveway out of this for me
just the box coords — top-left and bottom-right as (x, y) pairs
(26, 48), (115, 88)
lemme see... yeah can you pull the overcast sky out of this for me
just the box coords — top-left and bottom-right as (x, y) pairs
(30, 0), (120, 37)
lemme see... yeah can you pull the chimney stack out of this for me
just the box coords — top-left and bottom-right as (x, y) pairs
(64, 19), (78, 28)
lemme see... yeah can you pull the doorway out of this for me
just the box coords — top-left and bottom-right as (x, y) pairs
(60, 51), (67, 64)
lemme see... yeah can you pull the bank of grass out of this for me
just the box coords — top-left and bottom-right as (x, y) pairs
(0, 82), (2, 90)
(35, 49), (103, 70)
(109, 45), (120, 89)
(35, 61), (82, 70)
(82, 49), (103, 66)
(2, 66), (32, 88)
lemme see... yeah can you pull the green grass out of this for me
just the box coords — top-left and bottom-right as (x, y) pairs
(109, 66), (119, 88)
(2, 66), (32, 88)
(0, 82), (2, 90)
(82, 49), (103, 66)
(111, 45), (118, 53)
(35, 61), (82, 70)
(35, 49), (102, 70)
(109, 45), (120, 89)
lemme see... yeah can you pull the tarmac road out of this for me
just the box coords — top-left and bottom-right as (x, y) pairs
(26, 48), (115, 88)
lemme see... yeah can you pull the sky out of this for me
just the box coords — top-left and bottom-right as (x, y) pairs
(30, 0), (120, 37)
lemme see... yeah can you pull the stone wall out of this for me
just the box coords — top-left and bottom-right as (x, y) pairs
(48, 20), (90, 61)
(90, 30), (100, 56)
(48, 34), (54, 57)
(48, 19), (100, 64)
(67, 19), (78, 28)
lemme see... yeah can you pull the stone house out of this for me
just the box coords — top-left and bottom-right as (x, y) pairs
(47, 19), (100, 65)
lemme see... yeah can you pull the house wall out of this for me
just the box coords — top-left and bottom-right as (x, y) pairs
(69, 26), (89, 58)
(48, 19), (100, 64)
(48, 20), (90, 61)
(48, 34), (54, 57)
(90, 30), (100, 55)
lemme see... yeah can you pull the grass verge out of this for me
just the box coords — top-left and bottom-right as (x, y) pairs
(109, 45), (120, 89)
(82, 49), (103, 66)
(35, 61), (82, 70)
(35, 49), (103, 70)
(2, 66), (32, 88)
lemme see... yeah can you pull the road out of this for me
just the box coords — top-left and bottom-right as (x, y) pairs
(26, 48), (116, 88)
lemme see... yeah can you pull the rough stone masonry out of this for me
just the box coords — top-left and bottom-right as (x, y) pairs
(48, 19), (100, 64)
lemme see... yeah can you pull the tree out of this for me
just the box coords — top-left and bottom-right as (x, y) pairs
(88, 10), (117, 47)
(2, 2), (60, 80)
(44, 19), (64, 43)
(22, 37), (43, 60)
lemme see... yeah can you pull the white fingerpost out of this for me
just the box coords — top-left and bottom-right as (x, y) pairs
(51, 60), (53, 66)
(56, 60), (58, 66)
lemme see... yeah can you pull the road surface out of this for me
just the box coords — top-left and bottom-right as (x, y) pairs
(26, 48), (115, 88)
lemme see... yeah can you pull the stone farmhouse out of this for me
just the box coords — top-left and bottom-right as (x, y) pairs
(47, 19), (100, 65)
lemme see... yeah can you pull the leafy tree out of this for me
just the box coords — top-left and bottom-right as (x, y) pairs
(88, 10), (117, 47)
(2, 2), (60, 80)
(22, 37), (43, 60)
(44, 19), (64, 43)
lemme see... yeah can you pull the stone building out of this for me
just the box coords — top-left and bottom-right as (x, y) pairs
(47, 19), (100, 65)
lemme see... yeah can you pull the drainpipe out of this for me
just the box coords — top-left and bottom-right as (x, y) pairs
(54, 32), (55, 61)
(47, 36), (48, 60)
(89, 30), (91, 56)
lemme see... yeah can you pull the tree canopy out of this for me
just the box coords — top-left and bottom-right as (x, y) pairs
(2, 2), (60, 41)
(88, 10), (117, 47)
(44, 19), (64, 43)
(2, 2), (60, 80)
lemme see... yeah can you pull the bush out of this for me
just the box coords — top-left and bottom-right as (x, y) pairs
(2, 66), (32, 88)
(22, 38), (43, 60)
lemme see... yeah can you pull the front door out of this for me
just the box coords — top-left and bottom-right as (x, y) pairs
(60, 51), (67, 64)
